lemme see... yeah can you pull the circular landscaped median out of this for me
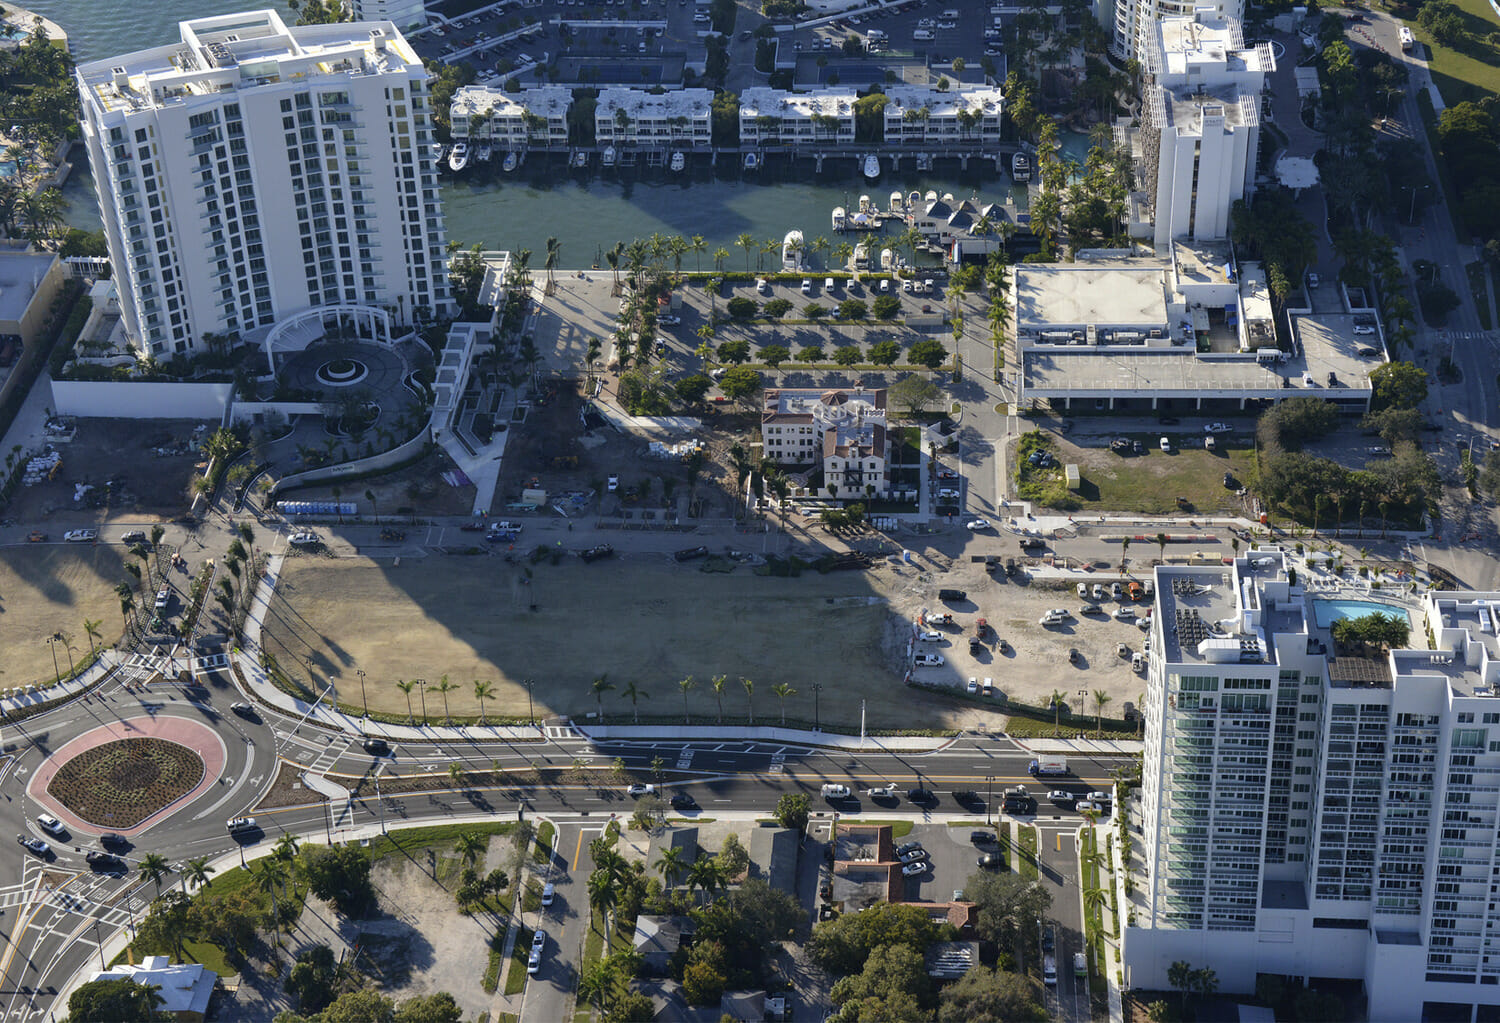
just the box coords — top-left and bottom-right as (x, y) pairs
(47, 737), (206, 829)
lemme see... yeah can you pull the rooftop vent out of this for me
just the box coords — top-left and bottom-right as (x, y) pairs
(111, 66), (129, 91)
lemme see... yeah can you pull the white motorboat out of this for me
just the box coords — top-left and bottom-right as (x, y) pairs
(448, 142), (469, 172)
(476, 143), (493, 162)
(863, 153), (880, 179)
(907, 190), (921, 209)
(858, 194), (873, 213)
(743, 151), (760, 171)
(832, 206), (847, 230)
(602, 145), (617, 168)
(670, 151), (685, 172)
(503, 151), (518, 172)
(782, 229), (804, 272)
(1012, 152), (1031, 182)
(433, 143), (446, 164)
(889, 190), (904, 212)
(572, 150), (588, 168)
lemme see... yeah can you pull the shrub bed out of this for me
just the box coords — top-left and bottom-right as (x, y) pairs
(48, 737), (205, 827)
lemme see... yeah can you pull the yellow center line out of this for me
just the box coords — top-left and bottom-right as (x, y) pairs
(572, 826), (587, 872)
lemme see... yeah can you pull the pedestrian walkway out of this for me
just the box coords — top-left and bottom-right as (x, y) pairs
(0, 648), (120, 718)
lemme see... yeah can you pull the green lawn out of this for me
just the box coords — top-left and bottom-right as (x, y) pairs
(1412, 0), (1500, 105)
(1017, 430), (1258, 515)
(1017, 825), (1039, 881)
(482, 932), (507, 994)
(533, 821), (556, 865)
(366, 821), (516, 866)
(505, 922), (534, 996)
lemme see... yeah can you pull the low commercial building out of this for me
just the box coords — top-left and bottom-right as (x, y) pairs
(450, 85), (572, 149)
(739, 87), (856, 147)
(594, 87), (713, 149)
(881, 86), (1004, 147)
(761, 388), (888, 501)
(89, 956), (216, 1022)
(1012, 247), (1374, 413)
(0, 249), (65, 352)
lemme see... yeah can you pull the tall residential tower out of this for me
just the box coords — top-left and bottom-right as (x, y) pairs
(76, 10), (448, 357)
(1126, 552), (1500, 1023)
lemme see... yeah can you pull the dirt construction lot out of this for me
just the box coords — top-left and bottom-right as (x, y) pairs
(0, 546), (130, 689)
(263, 549), (1151, 730)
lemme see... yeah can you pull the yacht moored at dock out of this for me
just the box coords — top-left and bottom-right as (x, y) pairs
(602, 145), (617, 168)
(863, 153), (880, 180)
(475, 143), (492, 163)
(831, 206), (847, 231)
(782, 229), (804, 271)
(448, 141), (469, 172)
(503, 151), (518, 172)
(670, 151), (685, 173)
(1011, 152), (1031, 182)
(743, 151), (760, 171)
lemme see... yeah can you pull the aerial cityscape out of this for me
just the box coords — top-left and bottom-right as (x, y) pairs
(0, 0), (1493, 1019)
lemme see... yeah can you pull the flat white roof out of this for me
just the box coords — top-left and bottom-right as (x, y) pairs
(882, 86), (1004, 119)
(739, 87), (856, 119)
(452, 84), (572, 120)
(1015, 264), (1169, 329)
(596, 86), (713, 119)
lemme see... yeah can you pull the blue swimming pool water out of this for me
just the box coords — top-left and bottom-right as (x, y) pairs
(1312, 599), (1412, 630)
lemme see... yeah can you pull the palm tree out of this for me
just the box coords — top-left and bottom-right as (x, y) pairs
(677, 675), (696, 724)
(273, 833), (301, 863)
(687, 856), (723, 902)
(432, 674), (458, 724)
(712, 246), (729, 272)
(1082, 885), (1107, 922)
(255, 857), (289, 935)
(82, 618), (102, 658)
(736, 232), (756, 273)
(605, 242), (622, 289)
(655, 845), (686, 888)
(771, 682), (797, 725)
(1120, 536), (1130, 575)
(545, 235), (560, 287)
(182, 857), (215, 893)
(448, 761), (467, 788)
(587, 868), (619, 941)
(711, 674), (728, 724)
(1379, 500), (1390, 539)
(591, 675), (614, 722)
(741, 677), (755, 725)
(1155, 532), (1167, 564)
(621, 681), (649, 724)
(473, 679), (494, 725)
(455, 831), (485, 869)
(138, 853), (170, 897)
(1092, 690), (1112, 735)
(690, 234), (707, 272)
(1050, 689), (1068, 735)
(396, 679), (417, 723)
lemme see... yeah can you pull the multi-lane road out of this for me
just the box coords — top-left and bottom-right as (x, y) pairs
(0, 656), (1131, 1022)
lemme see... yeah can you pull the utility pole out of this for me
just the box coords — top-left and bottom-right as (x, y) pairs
(986, 773), (996, 826)
(812, 683), (823, 731)
(523, 679), (536, 727)
(356, 668), (368, 718)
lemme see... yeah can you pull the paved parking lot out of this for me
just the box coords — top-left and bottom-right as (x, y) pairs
(895, 822), (995, 903)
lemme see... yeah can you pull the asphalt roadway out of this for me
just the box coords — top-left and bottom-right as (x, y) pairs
(0, 652), (1131, 1023)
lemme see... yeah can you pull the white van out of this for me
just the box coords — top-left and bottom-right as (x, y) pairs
(821, 783), (851, 798)
(913, 28), (935, 40)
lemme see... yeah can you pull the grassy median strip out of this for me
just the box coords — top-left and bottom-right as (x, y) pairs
(482, 931), (506, 994)
(533, 821), (556, 865)
(1018, 825), (1039, 880)
(504, 922), (534, 996)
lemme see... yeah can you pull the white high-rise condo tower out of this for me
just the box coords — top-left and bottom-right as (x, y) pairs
(76, 10), (449, 357)
(1126, 551), (1500, 1023)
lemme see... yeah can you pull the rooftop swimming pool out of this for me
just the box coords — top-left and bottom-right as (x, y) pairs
(1312, 599), (1412, 630)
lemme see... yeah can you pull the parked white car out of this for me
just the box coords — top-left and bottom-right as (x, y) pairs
(914, 653), (944, 667)
(918, 630), (944, 642)
(965, 518), (992, 531)
(63, 530), (97, 542)
(288, 532), (319, 546)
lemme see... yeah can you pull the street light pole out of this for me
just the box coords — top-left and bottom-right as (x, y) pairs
(523, 679), (536, 728)
(812, 683), (823, 731)
(356, 669), (368, 718)
(45, 637), (59, 683)
(986, 773), (996, 826)
(416, 678), (427, 721)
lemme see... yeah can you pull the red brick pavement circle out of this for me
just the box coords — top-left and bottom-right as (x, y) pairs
(27, 716), (228, 837)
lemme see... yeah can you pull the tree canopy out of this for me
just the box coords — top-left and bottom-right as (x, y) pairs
(809, 902), (945, 975)
(1369, 361), (1429, 411)
(937, 965), (1048, 1022)
(68, 978), (167, 1023)
(1331, 611), (1410, 650)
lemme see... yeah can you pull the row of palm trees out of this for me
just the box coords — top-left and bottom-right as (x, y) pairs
(589, 673), (800, 726)
(1047, 687), (1114, 735)
(391, 674), (497, 725)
